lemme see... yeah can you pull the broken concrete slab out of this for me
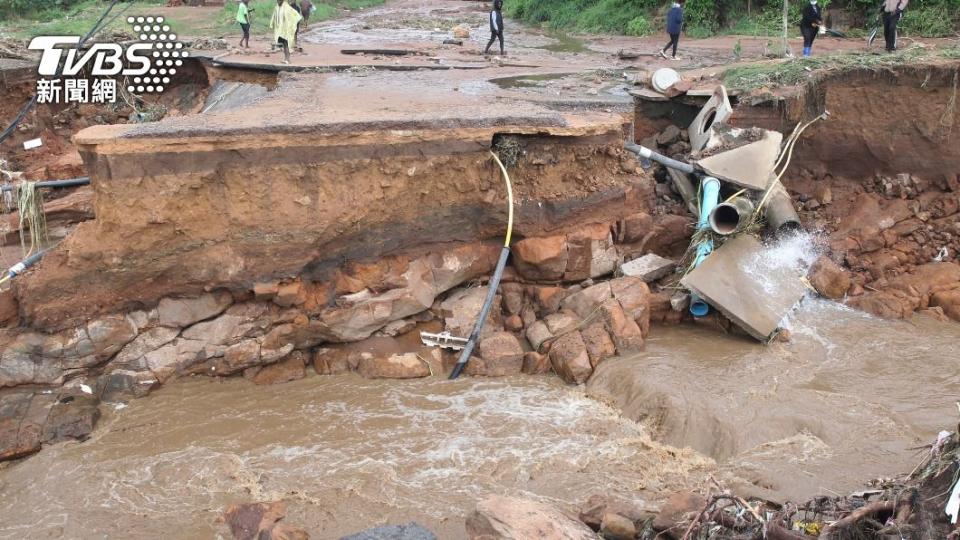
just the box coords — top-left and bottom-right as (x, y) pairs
(680, 234), (806, 340)
(695, 130), (783, 191)
(688, 86), (733, 152)
(620, 254), (676, 282)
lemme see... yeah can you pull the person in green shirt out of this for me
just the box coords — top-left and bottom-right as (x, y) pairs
(236, 0), (252, 48)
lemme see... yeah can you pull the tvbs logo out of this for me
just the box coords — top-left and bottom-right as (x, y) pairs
(28, 16), (188, 104)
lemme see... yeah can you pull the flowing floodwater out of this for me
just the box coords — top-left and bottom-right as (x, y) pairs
(2, 231), (958, 538)
(0, 376), (712, 539)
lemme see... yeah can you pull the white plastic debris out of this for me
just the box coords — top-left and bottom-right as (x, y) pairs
(79, 383), (93, 395)
(23, 138), (42, 150)
(946, 477), (960, 524)
(934, 246), (949, 262)
(114, 403), (127, 410)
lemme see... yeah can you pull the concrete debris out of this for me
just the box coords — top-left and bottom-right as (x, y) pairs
(341, 522), (437, 540)
(466, 495), (597, 540)
(688, 86), (733, 152)
(695, 129), (783, 191)
(680, 234), (807, 340)
(620, 253), (676, 282)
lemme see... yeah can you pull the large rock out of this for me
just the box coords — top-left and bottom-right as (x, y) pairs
(465, 495), (597, 540)
(466, 332), (523, 376)
(111, 326), (180, 369)
(223, 501), (286, 540)
(513, 236), (569, 281)
(357, 353), (429, 379)
(600, 512), (637, 540)
(0, 332), (65, 387)
(579, 322), (616, 368)
(522, 351), (551, 374)
(182, 313), (257, 346)
(0, 390), (55, 460)
(85, 315), (138, 361)
(341, 522), (437, 540)
(312, 347), (353, 375)
(807, 256), (851, 299)
(525, 320), (552, 351)
(247, 351), (307, 385)
(441, 286), (502, 338)
(158, 291), (232, 328)
(564, 224), (617, 281)
(42, 393), (100, 443)
(600, 300), (644, 354)
(652, 491), (705, 534)
(548, 331), (593, 384)
(609, 277), (651, 336)
(620, 253), (675, 282)
(561, 282), (612, 319)
(930, 288), (960, 321)
(529, 286), (568, 316)
(98, 369), (159, 401)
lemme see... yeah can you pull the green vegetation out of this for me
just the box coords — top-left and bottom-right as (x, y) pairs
(0, 0), (384, 40)
(504, 0), (960, 38)
(721, 45), (954, 90)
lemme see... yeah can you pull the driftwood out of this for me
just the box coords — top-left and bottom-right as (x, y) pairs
(819, 501), (895, 537)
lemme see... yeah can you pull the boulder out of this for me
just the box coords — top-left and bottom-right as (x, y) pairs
(341, 522), (437, 540)
(503, 314), (524, 332)
(269, 524), (310, 540)
(601, 300), (644, 354)
(247, 351), (307, 385)
(930, 288), (960, 321)
(98, 369), (159, 401)
(466, 495), (597, 540)
(579, 322), (616, 368)
(561, 282), (612, 319)
(357, 353), (430, 379)
(313, 348), (353, 375)
(807, 256), (851, 299)
(652, 491), (705, 534)
(158, 291), (232, 328)
(846, 290), (919, 319)
(274, 281), (306, 307)
(530, 286), (568, 316)
(441, 286), (502, 338)
(609, 277), (651, 336)
(513, 236), (569, 281)
(500, 282), (524, 315)
(621, 212), (653, 243)
(543, 312), (580, 335)
(564, 224), (617, 281)
(548, 331), (593, 384)
(600, 512), (637, 540)
(657, 125), (682, 146)
(223, 501), (286, 540)
(579, 494), (657, 531)
(0, 390), (54, 460)
(0, 333), (65, 387)
(182, 313), (255, 346)
(521, 351), (551, 374)
(42, 393), (100, 443)
(466, 332), (523, 376)
(525, 320), (552, 351)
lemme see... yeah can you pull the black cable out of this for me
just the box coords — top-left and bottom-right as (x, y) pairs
(0, 0), (120, 145)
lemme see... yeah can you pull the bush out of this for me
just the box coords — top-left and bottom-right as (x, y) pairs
(626, 14), (654, 34)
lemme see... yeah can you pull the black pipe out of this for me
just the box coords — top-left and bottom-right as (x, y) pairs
(449, 246), (511, 379)
(6, 247), (51, 280)
(1, 177), (91, 192)
(623, 143), (695, 174)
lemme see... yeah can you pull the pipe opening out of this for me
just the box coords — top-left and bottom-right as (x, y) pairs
(701, 108), (717, 133)
(690, 298), (710, 317)
(709, 204), (742, 235)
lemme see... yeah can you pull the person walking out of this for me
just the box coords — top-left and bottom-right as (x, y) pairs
(882, 0), (907, 52)
(799, 0), (823, 57)
(270, 0), (302, 64)
(236, 0), (252, 49)
(484, 0), (505, 56)
(659, 0), (684, 60)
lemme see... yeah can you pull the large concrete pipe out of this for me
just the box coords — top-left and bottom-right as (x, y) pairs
(708, 197), (755, 235)
(765, 184), (801, 235)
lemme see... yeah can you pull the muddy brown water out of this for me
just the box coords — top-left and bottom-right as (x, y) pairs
(0, 376), (711, 539)
(1, 245), (958, 539)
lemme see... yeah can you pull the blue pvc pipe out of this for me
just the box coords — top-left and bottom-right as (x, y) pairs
(690, 177), (720, 317)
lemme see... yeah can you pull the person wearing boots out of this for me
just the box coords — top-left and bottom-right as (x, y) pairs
(882, 0), (908, 52)
(799, 0), (823, 57)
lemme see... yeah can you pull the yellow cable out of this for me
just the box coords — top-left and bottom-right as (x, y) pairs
(488, 151), (515, 247)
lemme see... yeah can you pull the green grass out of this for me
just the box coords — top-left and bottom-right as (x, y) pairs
(721, 46), (953, 90)
(0, 0), (167, 40)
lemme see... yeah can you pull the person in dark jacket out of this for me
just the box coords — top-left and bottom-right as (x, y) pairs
(659, 0), (684, 60)
(882, 0), (908, 52)
(484, 0), (505, 56)
(799, 0), (823, 57)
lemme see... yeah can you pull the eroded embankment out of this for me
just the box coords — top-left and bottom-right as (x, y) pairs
(0, 68), (700, 461)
